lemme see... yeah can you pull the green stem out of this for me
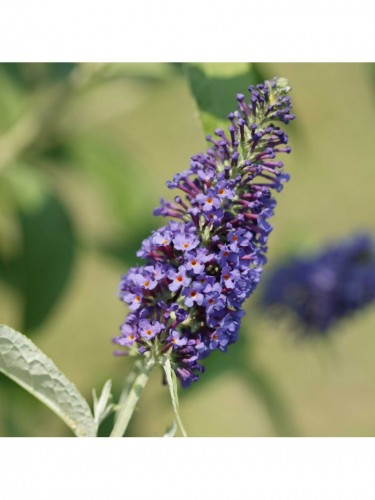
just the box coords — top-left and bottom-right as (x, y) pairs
(113, 359), (142, 426)
(110, 356), (155, 437)
(162, 358), (187, 437)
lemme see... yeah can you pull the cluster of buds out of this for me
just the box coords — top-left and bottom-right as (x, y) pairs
(114, 77), (295, 386)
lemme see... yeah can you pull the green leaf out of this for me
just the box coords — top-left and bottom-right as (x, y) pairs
(0, 324), (96, 436)
(185, 63), (266, 134)
(0, 165), (76, 332)
(162, 358), (187, 437)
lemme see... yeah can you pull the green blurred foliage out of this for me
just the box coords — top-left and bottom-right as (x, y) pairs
(186, 63), (265, 133)
(0, 165), (76, 332)
(0, 63), (174, 334)
(0, 63), (375, 437)
(65, 135), (155, 263)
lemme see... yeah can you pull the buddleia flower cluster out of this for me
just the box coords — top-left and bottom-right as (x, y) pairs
(261, 234), (375, 335)
(114, 77), (295, 386)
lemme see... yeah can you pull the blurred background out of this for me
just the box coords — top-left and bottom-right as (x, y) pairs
(0, 63), (375, 437)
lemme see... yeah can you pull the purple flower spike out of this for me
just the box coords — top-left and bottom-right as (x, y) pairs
(261, 234), (375, 335)
(114, 76), (295, 386)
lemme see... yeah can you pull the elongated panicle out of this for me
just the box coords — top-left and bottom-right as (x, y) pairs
(114, 77), (295, 386)
(261, 234), (375, 335)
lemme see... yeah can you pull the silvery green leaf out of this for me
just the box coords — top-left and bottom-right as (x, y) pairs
(0, 324), (97, 437)
(162, 358), (187, 437)
(92, 379), (114, 427)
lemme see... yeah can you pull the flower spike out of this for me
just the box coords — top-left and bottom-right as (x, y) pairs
(261, 234), (375, 335)
(114, 77), (295, 386)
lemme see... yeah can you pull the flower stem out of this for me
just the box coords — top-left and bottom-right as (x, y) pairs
(113, 359), (142, 426)
(162, 358), (187, 437)
(110, 356), (155, 437)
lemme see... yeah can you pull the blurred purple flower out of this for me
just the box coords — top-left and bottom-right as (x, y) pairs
(261, 234), (375, 334)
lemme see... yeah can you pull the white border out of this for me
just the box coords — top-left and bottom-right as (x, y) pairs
(1, 438), (375, 499)
(0, 1), (374, 61)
